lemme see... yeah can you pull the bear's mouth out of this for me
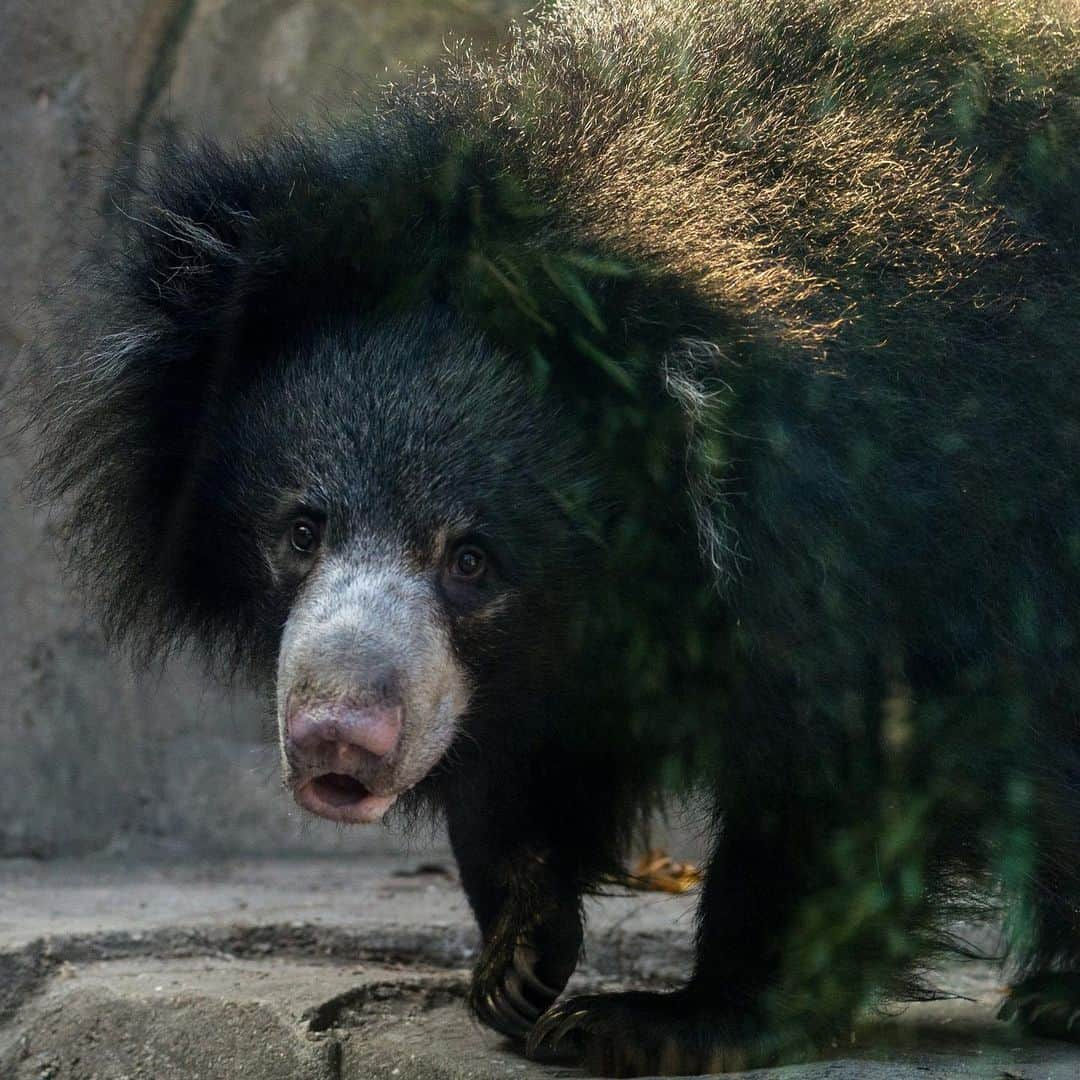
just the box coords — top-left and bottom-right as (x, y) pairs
(293, 772), (399, 824)
(313, 772), (368, 805)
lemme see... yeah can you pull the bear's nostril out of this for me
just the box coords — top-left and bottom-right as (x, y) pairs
(287, 701), (404, 761)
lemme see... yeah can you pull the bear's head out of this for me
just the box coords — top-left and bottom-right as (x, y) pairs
(211, 308), (585, 822)
(22, 123), (711, 825)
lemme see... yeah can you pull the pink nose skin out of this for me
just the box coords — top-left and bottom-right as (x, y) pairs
(287, 703), (404, 825)
(288, 702), (403, 760)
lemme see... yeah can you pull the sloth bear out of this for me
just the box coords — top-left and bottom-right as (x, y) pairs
(23, 0), (1080, 1074)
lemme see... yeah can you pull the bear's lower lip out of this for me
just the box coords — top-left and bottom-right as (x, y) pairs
(294, 773), (398, 824)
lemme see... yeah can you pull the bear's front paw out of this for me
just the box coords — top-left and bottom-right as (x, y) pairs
(1000, 972), (1080, 1043)
(526, 989), (794, 1076)
(469, 901), (583, 1041)
(470, 939), (564, 1039)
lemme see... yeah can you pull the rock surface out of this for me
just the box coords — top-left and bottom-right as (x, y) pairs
(2, 856), (1079, 1079)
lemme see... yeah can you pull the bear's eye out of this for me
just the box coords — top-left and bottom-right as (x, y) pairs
(290, 519), (321, 555)
(449, 544), (486, 580)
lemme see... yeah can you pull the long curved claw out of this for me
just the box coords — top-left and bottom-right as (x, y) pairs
(525, 1001), (591, 1058)
(998, 993), (1028, 1022)
(525, 1002), (571, 1056)
(512, 942), (561, 1002)
(1030, 1000), (1064, 1023)
(503, 967), (543, 1023)
(496, 982), (535, 1038)
(477, 983), (532, 1040)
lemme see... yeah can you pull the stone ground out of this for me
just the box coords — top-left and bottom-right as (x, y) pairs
(1, 857), (1079, 1079)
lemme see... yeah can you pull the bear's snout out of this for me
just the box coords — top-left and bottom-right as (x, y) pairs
(286, 700), (404, 824)
(276, 558), (472, 826)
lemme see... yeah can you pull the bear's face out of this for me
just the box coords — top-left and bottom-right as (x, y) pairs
(214, 308), (585, 823)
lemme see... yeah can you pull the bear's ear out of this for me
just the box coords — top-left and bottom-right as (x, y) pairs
(21, 135), (342, 673)
(111, 138), (255, 316)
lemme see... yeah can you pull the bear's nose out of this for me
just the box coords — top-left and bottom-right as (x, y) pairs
(286, 701), (404, 766)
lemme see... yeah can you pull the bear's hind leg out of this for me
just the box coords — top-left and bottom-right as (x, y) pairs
(1000, 771), (1080, 1043)
(528, 796), (904, 1075)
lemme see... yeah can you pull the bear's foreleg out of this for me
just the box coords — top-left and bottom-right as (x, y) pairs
(444, 756), (593, 1041)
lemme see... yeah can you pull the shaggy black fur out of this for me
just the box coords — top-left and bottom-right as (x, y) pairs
(19, 1), (1080, 1075)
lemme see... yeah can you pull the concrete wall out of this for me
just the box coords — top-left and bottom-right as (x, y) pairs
(0, 0), (524, 858)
